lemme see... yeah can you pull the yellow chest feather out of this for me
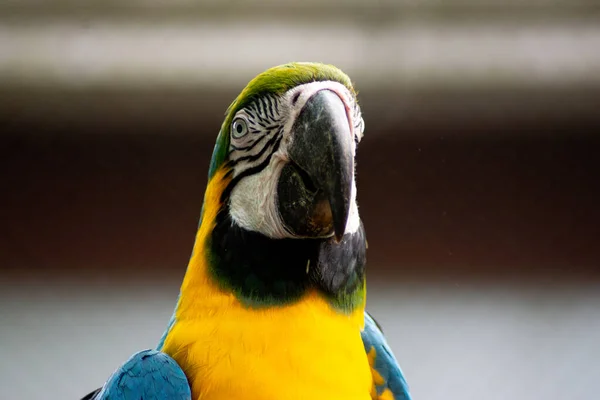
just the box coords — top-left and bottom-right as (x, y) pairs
(162, 290), (371, 400)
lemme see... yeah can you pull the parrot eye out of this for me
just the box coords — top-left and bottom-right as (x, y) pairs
(231, 118), (249, 139)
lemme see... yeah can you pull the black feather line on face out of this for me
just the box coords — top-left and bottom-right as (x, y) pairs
(265, 95), (276, 122)
(230, 131), (281, 165)
(220, 134), (283, 203)
(244, 108), (256, 120)
(230, 134), (264, 152)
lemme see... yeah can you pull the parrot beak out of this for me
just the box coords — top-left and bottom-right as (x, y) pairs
(277, 90), (354, 241)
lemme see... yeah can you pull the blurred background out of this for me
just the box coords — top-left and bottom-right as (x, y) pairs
(1, 1), (599, 399)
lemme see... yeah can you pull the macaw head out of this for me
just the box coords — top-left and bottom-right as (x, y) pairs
(196, 62), (366, 310)
(208, 62), (364, 241)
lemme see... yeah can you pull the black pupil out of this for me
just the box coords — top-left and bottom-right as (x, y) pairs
(236, 122), (244, 134)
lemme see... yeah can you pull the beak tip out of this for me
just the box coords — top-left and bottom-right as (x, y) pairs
(334, 230), (345, 243)
(330, 188), (350, 244)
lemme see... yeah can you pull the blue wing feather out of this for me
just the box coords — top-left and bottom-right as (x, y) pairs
(361, 311), (412, 400)
(92, 349), (191, 400)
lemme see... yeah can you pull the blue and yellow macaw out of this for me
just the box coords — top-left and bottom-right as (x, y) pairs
(83, 62), (411, 400)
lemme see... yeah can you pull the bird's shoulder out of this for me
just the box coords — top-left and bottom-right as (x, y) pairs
(361, 311), (412, 400)
(83, 349), (191, 400)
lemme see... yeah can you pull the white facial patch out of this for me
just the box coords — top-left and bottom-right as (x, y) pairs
(228, 146), (292, 239)
(228, 81), (365, 239)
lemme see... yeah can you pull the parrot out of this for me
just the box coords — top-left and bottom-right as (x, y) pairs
(82, 62), (411, 400)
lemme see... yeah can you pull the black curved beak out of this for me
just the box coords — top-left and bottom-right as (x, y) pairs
(277, 90), (354, 241)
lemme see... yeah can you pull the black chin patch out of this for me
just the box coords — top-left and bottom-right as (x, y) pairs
(209, 208), (317, 306)
(208, 206), (367, 310)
